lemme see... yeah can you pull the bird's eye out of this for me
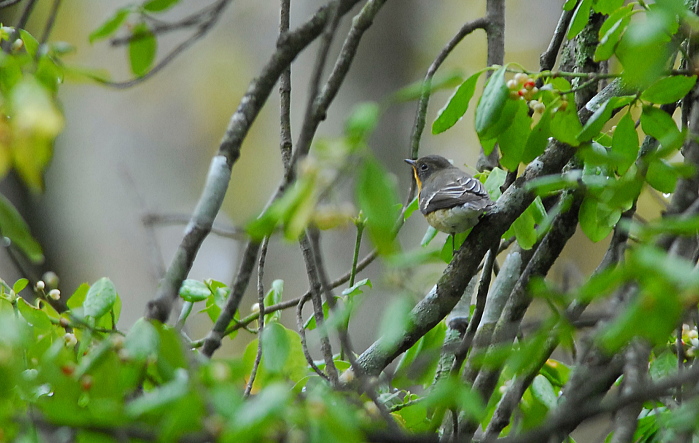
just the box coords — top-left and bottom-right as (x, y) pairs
(419, 164), (428, 171)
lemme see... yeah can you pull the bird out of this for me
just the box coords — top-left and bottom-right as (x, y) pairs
(405, 155), (494, 235)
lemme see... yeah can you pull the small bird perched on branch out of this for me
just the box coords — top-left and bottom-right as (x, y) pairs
(405, 155), (494, 235)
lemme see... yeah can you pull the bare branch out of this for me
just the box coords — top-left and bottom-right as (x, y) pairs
(145, 0), (363, 325)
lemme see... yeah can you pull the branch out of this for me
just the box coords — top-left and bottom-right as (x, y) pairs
(539, 8), (575, 71)
(408, 17), (488, 160)
(504, 361), (699, 443)
(145, 0), (363, 325)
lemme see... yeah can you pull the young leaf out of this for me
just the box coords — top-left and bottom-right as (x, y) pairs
(12, 278), (28, 294)
(641, 75), (697, 105)
(475, 66), (514, 142)
(178, 279), (211, 303)
(594, 6), (633, 62)
(18, 30), (39, 58)
(89, 7), (131, 43)
(646, 158), (678, 193)
(432, 71), (482, 134)
(129, 23), (157, 77)
(567, 0), (593, 40)
(356, 157), (400, 255)
(579, 197), (620, 242)
(522, 108), (553, 163)
(143, 0), (181, 12)
(264, 279), (283, 323)
(0, 194), (44, 264)
(497, 99), (530, 170)
(611, 112), (639, 175)
(261, 322), (289, 374)
(640, 106), (684, 154)
(83, 277), (117, 320)
(345, 102), (380, 145)
(125, 318), (159, 362)
(550, 105), (582, 147)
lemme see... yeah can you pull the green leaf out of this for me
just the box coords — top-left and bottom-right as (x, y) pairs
(579, 197), (620, 242)
(393, 322), (446, 389)
(563, 0), (577, 11)
(504, 197), (546, 250)
(89, 7), (131, 43)
(247, 174), (317, 241)
(341, 278), (372, 298)
(420, 225), (439, 247)
(550, 103), (583, 147)
(530, 374), (558, 410)
(497, 99), (530, 170)
(432, 71), (483, 134)
(18, 29), (39, 58)
(128, 23), (156, 77)
(475, 66), (515, 142)
(67, 283), (90, 310)
(263, 279), (284, 323)
(567, 0), (593, 39)
(125, 318), (159, 362)
(594, 0), (625, 15)
(617, 7), (676, 88)
(143, 0), (180, 12)
(178, 279), (210, 302)
(17, 298), (52, 330)
(577, 96), (634, 142)
(522, 108), (553, 163)
(640, 106), (684, 155)
(126, 368), (189, 417)
(345, 102), (380, 145)
(83, 277), (117, 320)
(646, 158), (678, 193)
(261, 322), (289, 374)
(594, 5), (634, 62)
(641, 75), (697, 105)
(12, 278), (28, 294)
(377, 296), (413, 352)
(610, 112), (639, 175)
(356, 157), (400, 255)
(0, 194), (44, 263)
(483, 167), (507, 200)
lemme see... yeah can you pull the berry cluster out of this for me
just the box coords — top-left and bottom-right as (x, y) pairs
(678, 324), (699, 358)
(506, 72), (569, 114)
(507, 73), (538, 102)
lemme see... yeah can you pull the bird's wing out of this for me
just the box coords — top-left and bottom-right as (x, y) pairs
(420, 173), (492, 214)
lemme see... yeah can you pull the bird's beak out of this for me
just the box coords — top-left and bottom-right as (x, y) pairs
(404, 159), (417, 167)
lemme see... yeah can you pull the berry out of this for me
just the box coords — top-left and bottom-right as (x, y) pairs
(514, 73), (528, 84)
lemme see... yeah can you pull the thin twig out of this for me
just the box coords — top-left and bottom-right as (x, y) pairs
(39, 0), (62, 45)
(110, 0), (230, 46)
(100, 0), (230, 89)
(244, 236), (269, 397)
(296, 290), (328, 380)
(200, 240), (261, 357)
(0, 0), (22, 8)
(299, 233), (339, 384)
(308, 227), (401, 433)
(142, 213), (246, 240)
(408, 17), (488, 162)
